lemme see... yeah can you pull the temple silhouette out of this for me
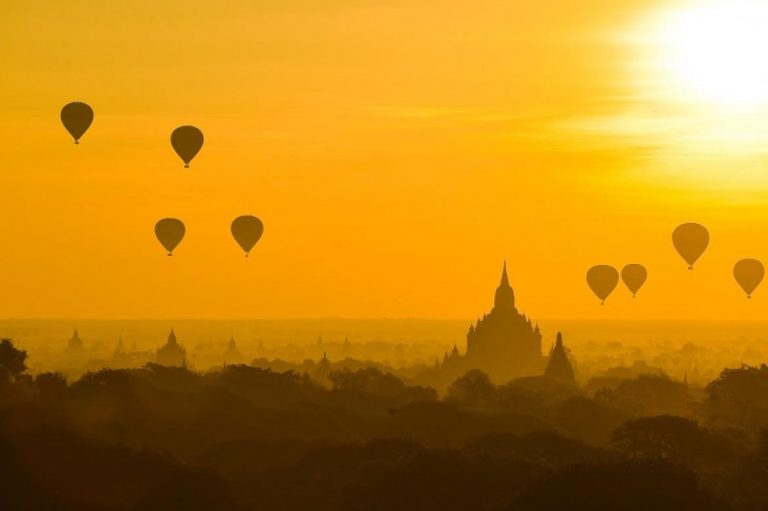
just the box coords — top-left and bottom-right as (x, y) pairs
(155, 328), (187, 367)
(223, 335), (243, 364)
(544, 332), (575, 383)
(66, 328), (83, 352)
(440, 263), (549, 381)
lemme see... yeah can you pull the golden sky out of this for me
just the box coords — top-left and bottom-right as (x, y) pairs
(3, 0), (768, 320)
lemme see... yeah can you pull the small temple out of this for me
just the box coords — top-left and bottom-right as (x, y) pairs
(155, 328), (187, 367)
(66, 328), (84, 352)
(544, 332), (576, 383)
(314, 351), (332, 382)
(113, 337), (125, 357)
(223, 335), (243, 364)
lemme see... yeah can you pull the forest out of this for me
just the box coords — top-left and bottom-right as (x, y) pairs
(2, 338), (768, 510)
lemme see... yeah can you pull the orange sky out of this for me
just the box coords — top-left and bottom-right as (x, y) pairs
(3, 0), (768, 320)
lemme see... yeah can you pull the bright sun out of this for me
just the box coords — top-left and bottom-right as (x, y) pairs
(658, 0), (768, 109)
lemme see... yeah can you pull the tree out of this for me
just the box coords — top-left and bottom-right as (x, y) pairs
(704, 364), (768, 432)
(511, 459), (725, 511)
(34, 372), (68, 399)
(0, 338), (27, 384)
(446, 369), (495, 405)
(326, 367), (436, 409)
(607, 374), (691, 417)
(611, 415), (740, 469)
(556, 396), (628, 446)
(329, 367), (407, 398)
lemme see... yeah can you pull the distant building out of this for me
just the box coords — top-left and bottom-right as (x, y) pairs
(112, 337), (135, 368)
(314, 351), (332, 383)
(113, 337), (125, 358)
(436, 263), (546, 382)
(223, 336), (243, 364)
(156, 328), (187, 367)
(544, 332), (575, 383)
(66, 328), (84, 352)
(460, 262), (546, 380)
(443, 344), (461, 364)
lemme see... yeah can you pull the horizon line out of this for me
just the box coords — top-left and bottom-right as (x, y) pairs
(0, 316), (762, 323)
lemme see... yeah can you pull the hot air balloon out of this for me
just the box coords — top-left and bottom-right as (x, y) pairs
(673, 223), (709, 270)
(60, 102), (94, 144)
(155, 218), (185, 256)
(733, 258), (764, 298)
(587, 265), (619, 305)
(231, 215), (264, 257)
(170, 126), (204, 167)
(621, 264), (648, 298)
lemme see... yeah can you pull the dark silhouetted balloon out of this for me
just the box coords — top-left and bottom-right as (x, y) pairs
(60, 102), (94, 144)
(231, 215), (264, 257)
(733, 258), (764, 298)
(673, 223), (709, 270)
(155, 218), (185, 256)
(621, 264), (648, 298)
(587, 265), (619, 305)
(171, 126), (204, 167)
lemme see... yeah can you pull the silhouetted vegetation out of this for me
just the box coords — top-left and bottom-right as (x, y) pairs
(3, 337), (768, 510)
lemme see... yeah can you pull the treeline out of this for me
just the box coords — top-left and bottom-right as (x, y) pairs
(2, 338), (768, 510)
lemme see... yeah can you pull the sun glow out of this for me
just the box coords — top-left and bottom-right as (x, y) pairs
(658, 0), (768, 109)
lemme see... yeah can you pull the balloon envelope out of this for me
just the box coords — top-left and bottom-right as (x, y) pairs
(231, 216), (264, 256)
(733, 258), (764, 298)
(155, 218), (185, 256)
(171, 126), (204, 167)
(60, 102), (94, 144)
(621, 264), (648, 298)
(673, 223), (709, 269)
(587, 265), (619, 305)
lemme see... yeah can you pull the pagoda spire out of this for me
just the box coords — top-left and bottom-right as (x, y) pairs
(494, 260), (515, 310)
(544, 332), (575, 383)
(501, 260), (509, 286)
(114, 336), (125, 355)
(67, 328), (83, 351)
